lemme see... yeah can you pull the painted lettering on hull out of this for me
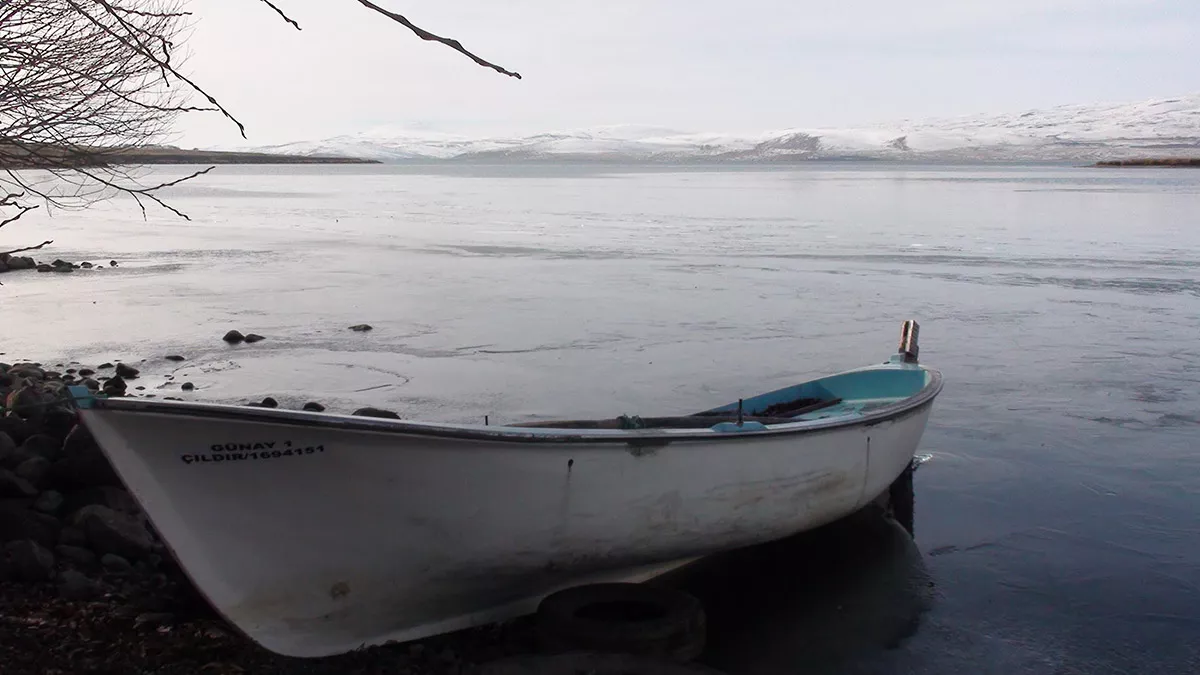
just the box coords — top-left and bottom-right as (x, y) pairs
(181, 441), (325, 465)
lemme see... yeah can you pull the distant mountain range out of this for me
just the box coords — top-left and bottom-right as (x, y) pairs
(239, 94), (1200, 163)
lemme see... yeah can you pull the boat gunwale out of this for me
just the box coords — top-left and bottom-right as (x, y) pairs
(79, 365), (943, 445)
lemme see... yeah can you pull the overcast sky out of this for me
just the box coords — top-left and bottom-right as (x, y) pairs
(173, 0), (1200, 148)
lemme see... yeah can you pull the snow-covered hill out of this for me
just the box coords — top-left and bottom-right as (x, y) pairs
(243, 94), (1200, 163)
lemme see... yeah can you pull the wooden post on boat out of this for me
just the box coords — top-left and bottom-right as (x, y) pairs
(898, 320), (920, 363)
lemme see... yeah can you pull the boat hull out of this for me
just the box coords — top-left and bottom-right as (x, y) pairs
(79, 388), (936, 657)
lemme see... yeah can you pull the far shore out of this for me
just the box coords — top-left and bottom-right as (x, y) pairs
(1094, 158), (1200, 167)
(0, 145), (379, 168)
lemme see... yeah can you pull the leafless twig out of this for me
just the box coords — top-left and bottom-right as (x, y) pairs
(354, 0), (521, 79)
(1, 240), (53, 257)
(255, 0), (300, 30)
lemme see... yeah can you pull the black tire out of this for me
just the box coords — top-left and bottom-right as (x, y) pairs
(888, 463), (915, 537)
(535, 582), (706, 662)
(475, 651), (728, 675)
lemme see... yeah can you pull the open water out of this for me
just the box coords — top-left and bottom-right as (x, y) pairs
(3, 163), (1198, 673)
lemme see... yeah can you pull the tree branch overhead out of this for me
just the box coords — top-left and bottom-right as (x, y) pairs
(354, 0), (521, 79)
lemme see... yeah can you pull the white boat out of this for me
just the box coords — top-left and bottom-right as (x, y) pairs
(71, 320), (942, 658)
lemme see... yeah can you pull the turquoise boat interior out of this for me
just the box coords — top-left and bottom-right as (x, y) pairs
(513, 364), (935, 431)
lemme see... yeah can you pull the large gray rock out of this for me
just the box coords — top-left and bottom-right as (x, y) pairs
(58, 526), (87, 548)
(62, 486), (140, 516)
(21, 433), (61, 462)
(16, 457), (51, 487)
(55, 544), (98, 569)
(71, 505), (154, 560)
(101, 376), (127, 397)
(5, 539), (56, 582)
(0, 502), (61, 548)
(47, 425), (120, 490)
(0, 468), (38, 498)
(101, 553), (133, 574)
(58, 568), (103, 600)
(7, 364), (45, 380)
(61, 424), (94, 458)
(114, 363), (140, 379)
(0, 418), (30, 446)
(0, 432), (16, 464)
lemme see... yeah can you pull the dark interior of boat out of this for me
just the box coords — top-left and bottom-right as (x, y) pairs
(510, 397), (843, 430)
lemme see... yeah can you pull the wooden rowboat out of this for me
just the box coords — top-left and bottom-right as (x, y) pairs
(69, 320), (942, 658)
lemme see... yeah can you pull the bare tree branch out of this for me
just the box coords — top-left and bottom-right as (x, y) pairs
(255, 0), (300, 30)
(0, 199), (38, 228)
(354, 0), (521, 79)
(1, 240), (53, 256)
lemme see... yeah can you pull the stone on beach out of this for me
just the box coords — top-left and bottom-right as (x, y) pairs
(0, 468), (37, 498)
(222, 330), (245, 344)
(15, 457), (51, 487)
(115, 363), (140, 379)
(4, 539), (56, 582)
(57, 568), (102, 600)
(102, 376), (127, 397)
(71, 505), (155, 561)
(353, 407), (401, 419)
(33, 490), (64, 515)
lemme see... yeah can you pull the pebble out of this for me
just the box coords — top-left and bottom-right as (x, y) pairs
(243, 333), (266, 343)
(349, 324), (374, 332)
(222, 330), (245, 344)
(181, 382), (195, 391)
(33, 490), (64, 515)
(165, 355), (186, 362)
(134, 612), (175, 627)
(302, 402), (326, 412)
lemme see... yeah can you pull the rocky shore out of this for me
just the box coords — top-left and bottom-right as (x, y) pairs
(0, 253), (119, 276)
(0, 360), (545, 674)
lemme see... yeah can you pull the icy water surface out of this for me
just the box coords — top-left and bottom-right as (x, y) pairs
(3, 163), (1199, 672)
